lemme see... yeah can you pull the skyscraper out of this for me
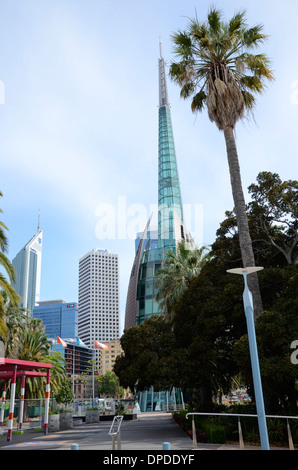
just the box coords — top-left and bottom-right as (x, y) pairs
(124, 45), (193, 330)
(33, 300), (78, 340)
(78, 249), (120, 362)
(12, 229), (43, 315)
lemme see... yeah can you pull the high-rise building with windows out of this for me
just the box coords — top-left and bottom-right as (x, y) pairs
(33, 300), (78, 339)
(124, 45), (193, 330)
(99, 339), (123, 376)
(78, 249), (120, 363)
(12, 230), (43, 315)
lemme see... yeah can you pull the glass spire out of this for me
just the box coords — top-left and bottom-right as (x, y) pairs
(158, 45), (183, 254)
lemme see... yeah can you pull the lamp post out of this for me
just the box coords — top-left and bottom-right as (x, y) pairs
(227, 266), (270, 450)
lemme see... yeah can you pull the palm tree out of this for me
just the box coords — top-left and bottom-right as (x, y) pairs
(169, 8), (274, 316)
(9, 320), (69, 415)
(0, 191), (19, 342)
(155, 241), (211, 319)
(2, 302), (26, 357)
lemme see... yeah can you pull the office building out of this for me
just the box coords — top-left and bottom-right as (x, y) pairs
(52, 337), (93, 398)
(33, 300), (78, 340)
(78, 249), (120, 363)
(12, 230), (43, 315)
(99, 339), (123, 375)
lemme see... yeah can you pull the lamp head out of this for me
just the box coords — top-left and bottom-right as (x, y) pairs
(227, 267), (264, 275)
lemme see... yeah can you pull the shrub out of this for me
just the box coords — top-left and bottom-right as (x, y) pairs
(200, 421), (226, 444)
(267, 419), (287, 446)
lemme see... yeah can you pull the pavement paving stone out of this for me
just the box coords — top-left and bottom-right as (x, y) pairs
(0, 412), (294, 454)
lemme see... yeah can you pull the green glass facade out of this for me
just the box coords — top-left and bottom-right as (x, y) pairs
(125, 48), (191, 329)
(125, 47), (190, 411)
(136, 247), (161, 324)
(158, 105), (183, 255)
(135, 53), (184, 326)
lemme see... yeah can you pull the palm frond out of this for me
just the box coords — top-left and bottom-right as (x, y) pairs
(171, 31), (192, 56)
(0, 252), (17, 283)
(228, 10), (247, 34)
(169, 8), (274, 129)
(241, 90), (257, 109)
(191, 89), (207, 112)
(240, 75), (264, 93)
(0, 273), (19, 306)
(0, 295), (7, 340)
(207, 7), (223, 33)
(155, 241), (211, 318)
(242, 25), (268, 49)
(180, 81), (196, 99)
(0, 226), (8, 252)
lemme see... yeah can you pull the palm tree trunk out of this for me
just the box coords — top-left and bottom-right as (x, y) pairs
(224, 126), (263, 317)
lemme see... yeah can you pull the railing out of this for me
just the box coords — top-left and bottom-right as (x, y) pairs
(108, 415), (124, 450)
(186, 412), (298, 450)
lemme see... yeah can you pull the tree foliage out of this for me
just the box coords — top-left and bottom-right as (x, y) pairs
(213, 171), (298, 268)
(169, 7), (274, 317)
(114, 316), (181, 392)
(115, 173), (298, 413)
(169, 7), (273, 129)
(54, 379), (74, 407)
(2, 308), (69, 400)
(247, 172), (298, 264)
(155, 241), (211, 318)
(97, 371), (123, 397)
(0, 191), (19, 341)
(233, 265), (298, 413)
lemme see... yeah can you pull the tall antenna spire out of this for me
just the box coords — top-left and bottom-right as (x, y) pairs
(37, 209), (40, 232)
(159, 37), (163, 58)
(158, 39), (170, 108)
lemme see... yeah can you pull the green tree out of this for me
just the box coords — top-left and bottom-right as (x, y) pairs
(19, 327), (50, 362)
(170, 241), (298, 412)
(233, 265), (298, 414)
(247, 172), (298, 265)
(54, 379), (74, 409)
(97, 371), (123, 397)
(0, 191), (19, 341)
(3, 312), (69, 404)
(169, 8), (274, 316)
(172, 259), (246, 411)
(212, 172), (298, 269)
(1, 296), (25, 357)
(155, 241), (211, 319)
(114, 316), (180, 393)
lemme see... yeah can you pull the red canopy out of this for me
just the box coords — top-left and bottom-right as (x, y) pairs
(0, 358), (53, 441)
(0, 371), (50, 380)
(0, 358), (52, 374)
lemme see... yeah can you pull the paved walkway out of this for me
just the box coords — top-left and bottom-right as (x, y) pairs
(0, 412), (293, 452)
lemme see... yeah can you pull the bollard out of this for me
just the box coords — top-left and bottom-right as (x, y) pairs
(71, 443), (79, 450)
(162, 442), (171, 450)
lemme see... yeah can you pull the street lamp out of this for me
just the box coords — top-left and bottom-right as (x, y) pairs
(227, 266), (270, 450)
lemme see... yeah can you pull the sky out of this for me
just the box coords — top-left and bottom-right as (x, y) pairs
(0, 0), (297, 334)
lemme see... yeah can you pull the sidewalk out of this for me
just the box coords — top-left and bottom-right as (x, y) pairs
(0, 412), (293, 451)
